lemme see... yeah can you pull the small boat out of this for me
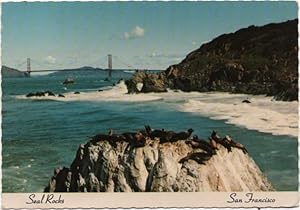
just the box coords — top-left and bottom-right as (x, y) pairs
(123, 70), (136, 74)
(63, 78), (75, 85)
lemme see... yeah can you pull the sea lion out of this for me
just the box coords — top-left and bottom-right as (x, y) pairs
(242, 99), (251, 103)
(186, 139), (216, 155)
(58, 94), (65, 98)
(211, 130), (221, 141)
(224, 135), (248, 154)
(211, 130), (232, 152)
(209, 137), (218, 150)
(74, 91), (80, 94)
(149, 129), (167, 139)
(179, 152), (212, 165)
(122, 132), (146, 148)
(133, 132), (146, 147)
(170, 128), (194, 142)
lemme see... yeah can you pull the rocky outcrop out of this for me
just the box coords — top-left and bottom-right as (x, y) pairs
(44, 128), (273, 192)
(125, 71), (167, 93)
(126, 19), (298, 101)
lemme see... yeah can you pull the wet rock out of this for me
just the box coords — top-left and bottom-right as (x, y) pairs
(45, 91), (55, 96)
(26, 92), (35, 97)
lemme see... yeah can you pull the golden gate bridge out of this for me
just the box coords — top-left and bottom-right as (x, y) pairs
(14, 54), (155, 77)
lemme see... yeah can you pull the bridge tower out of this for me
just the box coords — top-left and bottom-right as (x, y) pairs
(108, 54), (112, 78)
(26, 58), (31, 77)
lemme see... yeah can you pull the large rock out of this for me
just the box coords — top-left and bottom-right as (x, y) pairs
(44, 130), (273, 192)
(125, 71), (167, 93)
(125, 19), (298, 101)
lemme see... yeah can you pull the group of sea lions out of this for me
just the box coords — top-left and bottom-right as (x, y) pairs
(209, 130), (248, 154)
(26, 90), (65, 98)
(180, 130), (248, 165)
(89, 125), (195, 148)
(89, 128), (146, 148)
(89, 127), (248, 166)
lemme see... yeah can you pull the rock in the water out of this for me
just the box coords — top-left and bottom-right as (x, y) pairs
(44, 128), (273, 192)
(26, 92), (35, 97)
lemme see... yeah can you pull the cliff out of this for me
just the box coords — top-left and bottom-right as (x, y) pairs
(125, 19), (298, 101)
(2, 65), (29, 78)
(44, 128), (273, 192)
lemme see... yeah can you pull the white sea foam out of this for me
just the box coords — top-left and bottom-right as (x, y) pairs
(179, 94), (298, 137)
(16, 82), (298, 137)
(17, 81), (163, 102)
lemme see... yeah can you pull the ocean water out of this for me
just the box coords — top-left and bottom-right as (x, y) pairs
(2, 70), (298, 192)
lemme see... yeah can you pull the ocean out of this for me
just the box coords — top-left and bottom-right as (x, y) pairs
(2, 70), (298, 192)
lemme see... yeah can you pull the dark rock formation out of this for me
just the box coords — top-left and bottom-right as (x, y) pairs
(126, 19), (298, 101)
(125, 71), (167, 93)
(44, 128), (273, 192)
(26, 91), (61, 98)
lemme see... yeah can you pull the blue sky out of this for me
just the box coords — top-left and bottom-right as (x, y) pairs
(2, 1), (298, 71)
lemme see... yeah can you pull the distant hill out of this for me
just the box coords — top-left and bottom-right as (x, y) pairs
(49, 66), (105, 76)
(126, 19), (298, 101)
(2, 65), (29, 78)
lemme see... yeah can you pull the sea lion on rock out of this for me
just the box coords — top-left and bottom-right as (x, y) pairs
(179, 152), (212, 165)
(121, 132), (146, 148)
(169, 128), (194, 142)
(58, 94), (65, 98)
(144, 125), (169, 140)
(211, 130), (232, 152)
(223, 135), (248, 154)
(211, 130), (221, 141)
(242, 99), (251, 103)
(209, 137), (218, 150)
(74, 91), (80, 94)
(186, 139), (216, 156)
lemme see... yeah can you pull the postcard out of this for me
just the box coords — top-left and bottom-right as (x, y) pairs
(1, 1), (299, 209)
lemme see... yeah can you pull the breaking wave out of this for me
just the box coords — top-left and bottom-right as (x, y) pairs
(180, 95), (298, 137)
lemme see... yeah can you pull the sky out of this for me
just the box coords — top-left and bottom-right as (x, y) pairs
(1, 1), (298, 71)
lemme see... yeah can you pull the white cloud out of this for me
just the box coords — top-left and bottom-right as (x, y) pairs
(124, 26), (145, 39)
(45, 55), (56, 64)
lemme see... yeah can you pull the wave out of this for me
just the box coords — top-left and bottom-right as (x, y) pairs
(15, 83), (298, 137)
(180, 97), (298, 137)
(16, 81), (163, 102)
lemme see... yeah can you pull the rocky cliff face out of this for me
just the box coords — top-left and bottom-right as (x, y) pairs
(44, 129), (273, 192)
(126, 19), (298, 101)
